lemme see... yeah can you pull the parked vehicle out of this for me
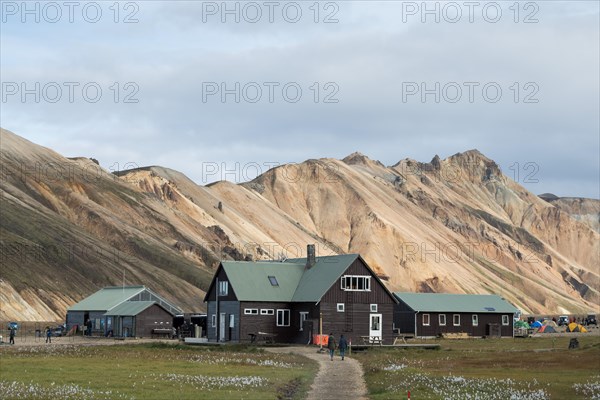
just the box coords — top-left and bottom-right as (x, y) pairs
(52, 325), (66, 337)
(584, 314), (597, 326)
(557, 316), (569, 326)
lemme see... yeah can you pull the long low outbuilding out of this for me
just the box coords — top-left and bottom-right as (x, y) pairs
(393, 292), (518, 338)
(66, 285), (182, 337)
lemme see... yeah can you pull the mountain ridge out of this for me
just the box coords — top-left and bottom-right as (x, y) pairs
(1, 128), (598, 321)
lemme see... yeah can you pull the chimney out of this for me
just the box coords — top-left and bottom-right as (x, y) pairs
(306, 244), (316, 269)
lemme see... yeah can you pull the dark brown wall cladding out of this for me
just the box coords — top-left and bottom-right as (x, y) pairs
(321, 258), (396, 304)
(320, 302), (395, 344)
(415, 312), (513, 337)
(136, 305), (174, 338)
(239, 301), (297, 343)
(205, 266), (238, 302)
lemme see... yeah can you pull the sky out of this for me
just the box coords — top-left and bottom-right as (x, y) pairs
(1, 1), (599, 198)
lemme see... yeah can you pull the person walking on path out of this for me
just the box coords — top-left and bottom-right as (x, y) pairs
(339, 334), (348, 360)
(327, 332), (337, 361)
(9, 327), (15, 345)
(45, 326), (52, 343)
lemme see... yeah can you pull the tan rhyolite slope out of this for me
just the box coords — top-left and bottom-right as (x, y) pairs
(0, 128), (598, 321)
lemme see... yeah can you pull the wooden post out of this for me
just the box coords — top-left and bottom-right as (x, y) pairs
(319, 312), (323, 351)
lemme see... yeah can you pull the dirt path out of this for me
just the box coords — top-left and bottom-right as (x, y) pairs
(266, 346), (368, 400)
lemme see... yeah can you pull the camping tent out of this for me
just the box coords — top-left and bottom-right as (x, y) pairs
(543, 320), (558, 328)
(530, 321), (543, 328)
(566, 323), (588, 333)
(537, 325), (556, 333)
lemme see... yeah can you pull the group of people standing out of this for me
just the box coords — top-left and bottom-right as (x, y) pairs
(326, 333), (348, 361)
(5, 326), (52, 344)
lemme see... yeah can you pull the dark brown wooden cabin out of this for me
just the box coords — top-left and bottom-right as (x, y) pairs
(204, 245), (398, 344)
(393, 292), (518, 338)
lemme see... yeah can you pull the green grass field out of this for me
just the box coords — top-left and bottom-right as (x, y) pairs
(2, 336), (599, 399)
(0, 343), (317, 400)
(354, 336), (600, 399)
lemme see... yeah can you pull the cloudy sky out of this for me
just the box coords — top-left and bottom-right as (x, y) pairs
(1, 1), (598, 198)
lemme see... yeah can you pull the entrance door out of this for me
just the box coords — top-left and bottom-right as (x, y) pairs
(370, 314), (382, 341)
(219, 313), (226, 341)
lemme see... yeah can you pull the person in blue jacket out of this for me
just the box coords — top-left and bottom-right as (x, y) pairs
(338, 334), (348, 360)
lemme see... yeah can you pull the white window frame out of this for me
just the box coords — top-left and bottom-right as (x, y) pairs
(276, 309), (290, 327)
(218, 280), (228, 296)
(502, 315), (510, 326)
(299, 312), (309, 331)
(337, 303), (345, 312)
(370, 304), (378, 312)
(260, 309), (274, 315)
(453, 314), (460, 326)
(439, 314), (446, 326)
(472, 314), (478, 326)
(244, 308), (259, 315)
(211, 314), (216, 327)
(340, 275), (371, 292)
(422, 313), (430, 326)
(229, 314), (235, 328)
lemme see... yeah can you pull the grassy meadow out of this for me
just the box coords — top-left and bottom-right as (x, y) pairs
(0, 343), (317, 400)
(354, 335), (600, 399)
(1, 336), (599, 399)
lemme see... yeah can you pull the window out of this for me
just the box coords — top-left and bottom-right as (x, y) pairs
(218, 281), (228, 296)
(453, 314), (460, 326)
(340, 275), (371, 291)
(370, 304), (378, 312)
(268, 276), (279, 286)
(439, 314), (446, 326)
(277, 309), (290, 327)
(229, 314), (235, 328)
(337, 303), (345, 312)
(244, 309), (258, 315)
(260, 309), (274, 315)
(472, 315), (478, 326)
(422, 313), (430, 326)
(299, 312), (308, 331)
(502, 315), (510, 326)
(211, 314), (216, 327)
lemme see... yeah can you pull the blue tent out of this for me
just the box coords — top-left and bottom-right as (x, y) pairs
(531, 321), (543, 328)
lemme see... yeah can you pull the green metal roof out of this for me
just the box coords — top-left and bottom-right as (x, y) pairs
(221, 261), (305, 302)
(291, 254), (359, 302)
(103, 301), (162, 316)
(393, 292), (518, 314)
(68, 286), (146, 312)
(219, 254), (362, 303)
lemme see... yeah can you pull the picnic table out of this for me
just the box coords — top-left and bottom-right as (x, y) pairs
(152, 328), (173, 338)
(248, 332), (277, 344)
(360, 335), (382, 345)
(393, 334), (414, 344)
